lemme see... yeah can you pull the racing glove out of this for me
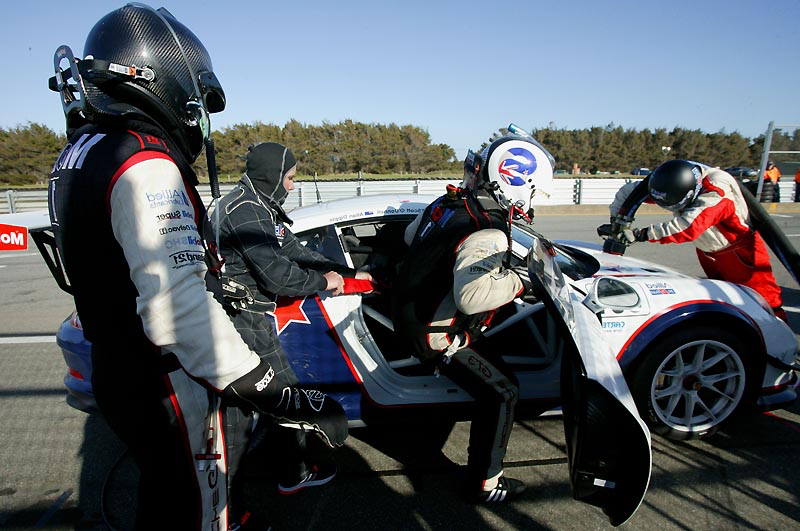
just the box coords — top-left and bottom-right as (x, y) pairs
(628, 227), (650, 242)
(222, 358), (348, 448)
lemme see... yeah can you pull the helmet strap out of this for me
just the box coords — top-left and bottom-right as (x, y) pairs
(204, 137), (225, 276)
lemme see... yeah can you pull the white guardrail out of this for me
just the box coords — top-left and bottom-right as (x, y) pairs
(2, 177), (797, 214)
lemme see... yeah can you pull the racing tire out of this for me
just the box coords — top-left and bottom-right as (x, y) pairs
(630, 326), (758, 441)
(760, 180), (775, 203)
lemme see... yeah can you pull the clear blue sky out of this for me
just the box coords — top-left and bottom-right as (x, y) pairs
(4, 0), (799, 159)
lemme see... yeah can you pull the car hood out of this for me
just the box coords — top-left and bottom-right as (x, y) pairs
(559, 240), (692, 279)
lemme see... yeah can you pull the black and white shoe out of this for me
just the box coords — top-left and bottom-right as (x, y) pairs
(278, 464), (337, 495)
(469, 476), (526, 504)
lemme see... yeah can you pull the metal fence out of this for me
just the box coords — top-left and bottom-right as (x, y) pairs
(3, 177), (798, 214)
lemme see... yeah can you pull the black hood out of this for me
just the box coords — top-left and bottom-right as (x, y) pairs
(245, 142), (296, 205)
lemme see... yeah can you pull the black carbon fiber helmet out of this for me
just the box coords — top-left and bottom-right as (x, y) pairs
(647, 160), (703, 212)
(51, 3), (224, 162)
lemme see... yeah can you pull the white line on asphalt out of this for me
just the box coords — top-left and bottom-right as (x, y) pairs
(0, 252), (39, 259)
(784, 234), (800, 237)
(771, 214), (793, 218)
(0, 336), (57, 344)
(784, 306), (800, 313)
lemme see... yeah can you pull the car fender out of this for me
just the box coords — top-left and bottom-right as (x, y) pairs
(615, 301), (764, 369)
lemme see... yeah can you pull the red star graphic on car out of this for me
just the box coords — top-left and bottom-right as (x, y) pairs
(268, 296), (312, 335)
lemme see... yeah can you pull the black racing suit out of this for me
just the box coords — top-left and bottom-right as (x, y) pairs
(48, 122), (280, 529)
(391, 188), (523, 485)
(215, 175), (355, 481)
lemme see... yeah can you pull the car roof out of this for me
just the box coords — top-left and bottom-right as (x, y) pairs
(287, 194), (437, 232)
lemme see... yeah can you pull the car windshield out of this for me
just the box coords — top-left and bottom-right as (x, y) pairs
(512, 222), (601, 281)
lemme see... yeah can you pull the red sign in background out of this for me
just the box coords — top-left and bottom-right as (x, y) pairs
(0, 224), (28, 250)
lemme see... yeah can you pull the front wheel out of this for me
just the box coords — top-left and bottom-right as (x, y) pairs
(630, 327), (757, 440)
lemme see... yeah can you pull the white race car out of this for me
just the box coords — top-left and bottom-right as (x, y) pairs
(285, 194), (799, 441)
(17, 193), (798, 441)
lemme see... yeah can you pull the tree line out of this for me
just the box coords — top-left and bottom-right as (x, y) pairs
(2, 120), (798, 186)
(527, 124), (799, 175)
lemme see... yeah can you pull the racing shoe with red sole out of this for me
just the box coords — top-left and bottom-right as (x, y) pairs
(469, 476), (526, 504)
(278, 464), (336, 495)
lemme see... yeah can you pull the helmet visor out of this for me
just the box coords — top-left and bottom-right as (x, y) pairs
(658, 191), (693, 212)
(656, 177), (703, 212)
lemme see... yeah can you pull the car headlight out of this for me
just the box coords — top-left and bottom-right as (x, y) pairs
(739, 285), (775, 317)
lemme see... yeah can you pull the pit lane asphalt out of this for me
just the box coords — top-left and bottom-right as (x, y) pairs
(1, 210), (799, 530)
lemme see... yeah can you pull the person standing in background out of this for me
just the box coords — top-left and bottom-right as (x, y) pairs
(793, 167), (800, 202)
(765, 161), (781, 202)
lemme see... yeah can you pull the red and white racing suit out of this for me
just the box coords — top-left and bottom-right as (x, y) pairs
(613, 168), (784, 316)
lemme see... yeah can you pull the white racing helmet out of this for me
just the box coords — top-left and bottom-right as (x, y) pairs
(480, 136), (555, 216)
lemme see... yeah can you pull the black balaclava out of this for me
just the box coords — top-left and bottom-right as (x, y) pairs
(246, 142), (297, 205)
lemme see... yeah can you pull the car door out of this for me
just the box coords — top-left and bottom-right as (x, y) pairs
(527, 233), (652, 526)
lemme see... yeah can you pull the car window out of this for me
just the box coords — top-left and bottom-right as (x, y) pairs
(295, 224), (349, 268)
(295, 215), (417, 273)
(338, 217), (416, 271)
(511, 224), (600, 280)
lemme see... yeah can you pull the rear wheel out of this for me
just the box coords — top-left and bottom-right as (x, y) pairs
(630, 327), (757, 440)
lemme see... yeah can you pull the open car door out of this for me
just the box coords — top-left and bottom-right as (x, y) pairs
(527, 233), (651, 526)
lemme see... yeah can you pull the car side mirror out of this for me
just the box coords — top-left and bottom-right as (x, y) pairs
(582, 277), (640, 314)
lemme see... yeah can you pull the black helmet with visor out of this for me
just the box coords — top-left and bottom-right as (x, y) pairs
(49, 3), (225, 162)
(647, 160), (703, 212)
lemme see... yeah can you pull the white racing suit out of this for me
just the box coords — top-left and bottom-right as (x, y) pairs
(392, 189), (524, 486)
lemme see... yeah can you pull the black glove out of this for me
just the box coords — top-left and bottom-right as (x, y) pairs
(223, 359), (349, 448)
(620, 227), (649, 243)
(632, 227), (650, 242)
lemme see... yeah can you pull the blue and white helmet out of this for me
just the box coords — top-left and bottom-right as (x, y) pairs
(481, 136), (555, 214)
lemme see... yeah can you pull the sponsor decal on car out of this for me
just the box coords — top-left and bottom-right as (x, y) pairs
(327, 206), (424, 224)
(0, 224), (27, 250)
(645, 281), (676, 295)
(602, 320), (626, 332)
(269, 296), (312, 335)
